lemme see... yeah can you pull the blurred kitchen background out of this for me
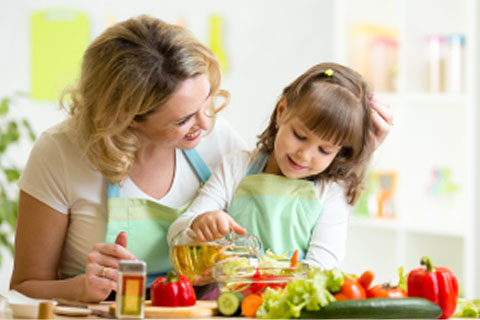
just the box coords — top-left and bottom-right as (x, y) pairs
(1, 0), (479, 298)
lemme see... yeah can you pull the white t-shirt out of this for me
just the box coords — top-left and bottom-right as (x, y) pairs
(168, 150), (351, 270)
(18, 117), (247, 278)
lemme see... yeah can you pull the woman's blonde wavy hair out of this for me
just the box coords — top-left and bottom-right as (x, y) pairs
(257, 62), (375, 205)
(61, 15), (228, 184)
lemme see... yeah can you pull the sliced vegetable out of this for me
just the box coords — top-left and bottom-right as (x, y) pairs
(300, 297), (442, 319)
(217, 291), (244, 316)
(333, 277), (366, 300)
(290, 249), (299, 268)
(367, 283), (407, 298)
(239, 270), (287, 296)
(358, 270), (375, 291)
(241, 294), (263, 318)
(407, 256), (458, 319)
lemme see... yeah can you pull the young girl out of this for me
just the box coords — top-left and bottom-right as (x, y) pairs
(168, 62), (380, 271)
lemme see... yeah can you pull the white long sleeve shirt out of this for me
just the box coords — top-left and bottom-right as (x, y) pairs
(168, 150), (351, 270)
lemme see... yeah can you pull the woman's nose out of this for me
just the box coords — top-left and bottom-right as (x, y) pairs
(196, 108), (210, 130)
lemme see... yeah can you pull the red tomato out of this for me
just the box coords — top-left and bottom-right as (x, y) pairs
(367, 283), (407, 298)
(334, 277), (366, 300)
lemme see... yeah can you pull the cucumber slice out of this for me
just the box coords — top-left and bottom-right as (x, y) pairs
(217, 292), (244, 316)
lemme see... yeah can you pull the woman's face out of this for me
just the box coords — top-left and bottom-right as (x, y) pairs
(132, 74), (212, 150)
(265, 103), (342, 179)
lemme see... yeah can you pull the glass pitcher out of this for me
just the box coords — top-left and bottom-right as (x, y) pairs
(170, 228), (262, 282)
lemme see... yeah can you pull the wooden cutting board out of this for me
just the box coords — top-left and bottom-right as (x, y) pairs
(109, 300), (218, 318)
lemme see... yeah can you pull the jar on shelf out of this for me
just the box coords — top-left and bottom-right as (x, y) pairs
(170, 229), (262, 282)
(444, 34), (466, 93)
(369, 36), (398, 92)
(425, 35), (447, 92)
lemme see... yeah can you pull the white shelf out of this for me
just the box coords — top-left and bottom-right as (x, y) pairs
(350, 216), (465, 238)
(336, 0), (479, 298)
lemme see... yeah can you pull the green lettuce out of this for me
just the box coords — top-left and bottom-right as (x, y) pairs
(453, 299), (480, 318)
(255, 267), (345, 319)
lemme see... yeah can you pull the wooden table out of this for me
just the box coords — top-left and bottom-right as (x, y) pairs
(1, 301), (112, 319)
(1, 300), (221, 319)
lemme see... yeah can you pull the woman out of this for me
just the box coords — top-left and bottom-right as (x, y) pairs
(10, 15), (393, 302)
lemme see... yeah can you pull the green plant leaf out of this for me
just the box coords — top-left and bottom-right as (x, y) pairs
(4, 168), (21, 182)
(22, 119), (37, 141)
(0, 98), (9, 116)
(0, 133), (7, 153)
(6, 121), (20, 143)
(7, 200), (18, 229)
(0, 232), (14, 254)
(0, 94), (35, 266)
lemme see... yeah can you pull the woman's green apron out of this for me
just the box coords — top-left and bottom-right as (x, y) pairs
(105, 149), (210, 286)
(228, 153), (324, 260)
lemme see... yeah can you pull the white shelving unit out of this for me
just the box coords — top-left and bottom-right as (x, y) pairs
(334, 0), (479, 298)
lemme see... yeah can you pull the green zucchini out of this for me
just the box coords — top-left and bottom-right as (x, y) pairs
(300, 298), (442, 319)
(217, 291), (244, 316)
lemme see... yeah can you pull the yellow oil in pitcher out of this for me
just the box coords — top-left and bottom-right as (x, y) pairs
(170, 230), (262, 282)
(170, 244), (227, 281)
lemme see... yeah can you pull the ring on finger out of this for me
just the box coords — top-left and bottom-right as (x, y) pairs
(100, 266), (108, 278)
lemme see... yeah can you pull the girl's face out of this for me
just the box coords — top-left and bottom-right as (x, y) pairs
(131, 74), (212, 150)
(265, 103), (342, 179)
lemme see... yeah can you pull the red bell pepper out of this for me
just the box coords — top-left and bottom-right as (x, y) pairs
(407, 256), (458, 319)
(151, 271), (197, 307)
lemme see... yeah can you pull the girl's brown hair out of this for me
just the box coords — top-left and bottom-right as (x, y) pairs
(257, 62), (374, 204)
(61, 15), (228, 184)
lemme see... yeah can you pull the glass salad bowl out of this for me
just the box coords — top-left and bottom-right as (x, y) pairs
(213, 256), (308, 296)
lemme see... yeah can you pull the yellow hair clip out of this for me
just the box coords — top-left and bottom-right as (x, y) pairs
(324, 68), (334, 77)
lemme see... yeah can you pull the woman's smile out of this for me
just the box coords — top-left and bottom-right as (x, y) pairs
(184, 130), (201, 141)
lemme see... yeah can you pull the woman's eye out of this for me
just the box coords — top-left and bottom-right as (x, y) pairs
(293, 130), (305, 140)
(177, 115), (192, 126)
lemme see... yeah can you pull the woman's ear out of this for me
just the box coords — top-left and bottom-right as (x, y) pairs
(275, 96), (288, 127)
(129, 119), (138, 129)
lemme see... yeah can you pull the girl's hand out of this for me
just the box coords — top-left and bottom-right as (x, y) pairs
(369, 94), (394, 150)
(191, 210), (246, 242)
(81, 232), (137, 302)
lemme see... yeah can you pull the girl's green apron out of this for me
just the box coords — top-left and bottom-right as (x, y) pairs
(228, 153), (324, 260)
(105, 149), (210, 286)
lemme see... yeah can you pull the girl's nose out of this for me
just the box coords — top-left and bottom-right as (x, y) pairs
(296, 147), (310, 162)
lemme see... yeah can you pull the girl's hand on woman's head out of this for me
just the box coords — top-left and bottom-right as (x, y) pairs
(191, 210), (246, 242)
(369, 94), (394, 150)
(80, 232), (137, 302)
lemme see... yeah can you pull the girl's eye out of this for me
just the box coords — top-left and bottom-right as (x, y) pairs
(293, 130), (305, 140)
(318, 146), (331, 155)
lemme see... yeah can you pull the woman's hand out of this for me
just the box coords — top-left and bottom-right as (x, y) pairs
(80, 232), (137, 302)
(191, 210), (246, 242)
(369, 94), (394, 150)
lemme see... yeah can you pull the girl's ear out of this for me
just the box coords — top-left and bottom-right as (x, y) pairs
(275, 96), (288, 126)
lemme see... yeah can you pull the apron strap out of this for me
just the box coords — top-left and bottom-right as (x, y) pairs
(182, 149), (211, 183)
(247, 153), (269, 176)
(108, 181), (120, 198)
